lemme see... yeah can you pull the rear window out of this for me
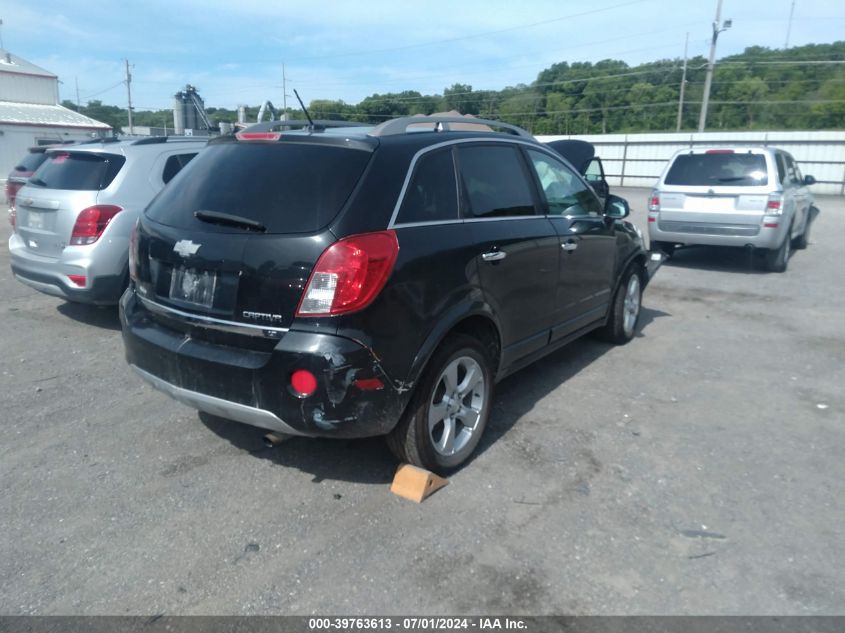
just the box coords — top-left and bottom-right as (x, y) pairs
(14, 151), (49, 173)
(29, 152), (125, 191)
(665, 153), (768, 186)
(145, 142), (371, 233)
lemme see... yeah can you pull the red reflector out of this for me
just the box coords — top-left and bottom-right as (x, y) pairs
(705, 149), (735, 154)
(648, 216), (656, 222)
(354, 377), (385, 391)
(766, 200), (781, 210)
(290, 369), (317, 397)
(296, 230), (400, 317)
(236, 132), (282, 141)
(70, 205), (123, 245)
(764, 223), (779, 228)
(67, 275), (86, 287)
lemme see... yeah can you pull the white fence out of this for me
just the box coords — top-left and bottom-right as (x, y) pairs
(537, 130), (845, 196)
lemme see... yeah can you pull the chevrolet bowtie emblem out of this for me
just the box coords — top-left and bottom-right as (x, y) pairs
(173, 240), (201, 257)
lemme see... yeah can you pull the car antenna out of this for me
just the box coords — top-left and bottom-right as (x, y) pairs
(293, 89), (315, 130)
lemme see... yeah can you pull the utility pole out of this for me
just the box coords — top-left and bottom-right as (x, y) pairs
(676, 32), (689, 132)
(75, 76), (81, 109)
(124, 59), (134, 135)
(282, 63), (287, 121)
(785, 0), (796, 48)
(697, 0), (732, 133)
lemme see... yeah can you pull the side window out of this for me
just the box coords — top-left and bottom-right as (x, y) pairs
(584, 158), (603, 183)
(786, 155), (803, 184)
(457, 145), (536, 218)
(526, 149), (602, 217)
(396, 148), (458, 224)
(162, 152), (198, 184)
(775, 154), (787, 184)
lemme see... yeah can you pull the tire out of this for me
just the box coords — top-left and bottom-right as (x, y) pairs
(386, 334), (494, 472)
(793, 215), (811, 250)
(765, 225), (792, 272)
(652, 241), (676, 257)
(596, 265), (643, 344)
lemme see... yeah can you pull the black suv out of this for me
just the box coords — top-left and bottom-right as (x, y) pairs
(120, 116), (660, 471)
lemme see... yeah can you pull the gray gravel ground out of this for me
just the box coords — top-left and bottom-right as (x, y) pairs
(0, 188), (843, 615)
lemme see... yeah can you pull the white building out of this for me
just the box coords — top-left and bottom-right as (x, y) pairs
(0, 49), (111, 182)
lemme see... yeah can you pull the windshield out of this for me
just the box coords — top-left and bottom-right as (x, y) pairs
(29, 152), (125, 190)
(665, 153), (769, 187)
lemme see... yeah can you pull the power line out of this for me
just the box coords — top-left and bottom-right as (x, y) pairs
(266, 0), (649, 63)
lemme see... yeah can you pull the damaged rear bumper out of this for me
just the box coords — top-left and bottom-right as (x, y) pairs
(120, 289), (408, 438)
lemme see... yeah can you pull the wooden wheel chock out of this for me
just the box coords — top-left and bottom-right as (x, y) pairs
(390, 463), (449, 503)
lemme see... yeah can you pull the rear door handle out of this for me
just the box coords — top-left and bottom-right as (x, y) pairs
(481, 250), (507, 262)
(561, 240), (578, 252)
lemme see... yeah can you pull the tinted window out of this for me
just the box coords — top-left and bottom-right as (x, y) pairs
(146, 142), (371, 234)
(458, 145), (535, 218)
(527, 149), (602, 217)
(665, 153), (768, 186)
(28, 152), (125, 191)
(14, 152), (49, 173)
(396, 149), (458, 224)
(162, 152), (198, 184)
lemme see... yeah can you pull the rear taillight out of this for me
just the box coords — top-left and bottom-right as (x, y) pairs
(705, 149), (734, 154)
(766, 195), (783, 215)
(6, 180), (22, 210)
(648, 192), (660, 212)
(70, 205), (123, 245)
(296, 230), (399, 317)
(128, 221), (138, 281)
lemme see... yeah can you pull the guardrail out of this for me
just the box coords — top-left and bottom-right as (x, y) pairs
(537, 130), (845, 196)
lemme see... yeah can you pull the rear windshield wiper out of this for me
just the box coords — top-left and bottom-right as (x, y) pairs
(716, 176), (753, 182)
(194, 210), (266, 232)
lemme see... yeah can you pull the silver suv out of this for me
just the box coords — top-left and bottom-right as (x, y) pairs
(10, 137), (206, 303)
(648, 147), (817, 272)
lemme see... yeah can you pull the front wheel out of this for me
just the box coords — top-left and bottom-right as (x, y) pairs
(387, 334), (493, 472)
(596, 265), (643, 344)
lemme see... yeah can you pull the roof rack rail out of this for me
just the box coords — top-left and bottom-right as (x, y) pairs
(242, 119), (367, 134)
(77, 137), (122, 145)
(131, 136), (206, 145)
(368, 116), (534, 139)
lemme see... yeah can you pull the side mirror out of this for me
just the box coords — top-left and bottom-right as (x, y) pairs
(803, 175), (816, 186)
(604, 194), (630, 220)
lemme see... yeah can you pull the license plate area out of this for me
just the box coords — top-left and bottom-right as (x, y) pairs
(169, 267), (217, 308)
(27, 211), (47, 230)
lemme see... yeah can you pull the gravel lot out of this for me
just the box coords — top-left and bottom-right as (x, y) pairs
(1, 187), (843, 615)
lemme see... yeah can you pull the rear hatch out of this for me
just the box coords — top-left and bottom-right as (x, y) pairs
(15, 150), (125, 258)
(658, 150), (774, 235)
(135, 137), (374, 339)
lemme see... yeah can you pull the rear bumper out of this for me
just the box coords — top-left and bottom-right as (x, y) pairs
(120, 288), (408, 438)
(648, 216), (787, 249)
(9, 233), (127, 304)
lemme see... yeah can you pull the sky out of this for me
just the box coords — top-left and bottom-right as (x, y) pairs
(1, 0), (843, 112)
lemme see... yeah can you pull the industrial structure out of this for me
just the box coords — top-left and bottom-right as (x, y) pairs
(172, 84), (211, 136)
(0, 49), (111, 181)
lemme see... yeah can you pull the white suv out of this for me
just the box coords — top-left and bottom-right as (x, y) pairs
(648, 147), (817, 272)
